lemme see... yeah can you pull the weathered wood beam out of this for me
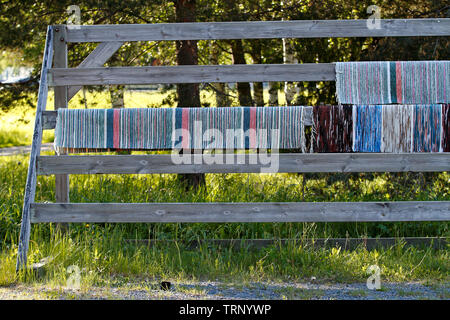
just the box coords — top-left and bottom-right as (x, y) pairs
(16, 26), (54, 271)
(64, 19), (450, 42)
(53, 25), (70, 206)
(48, 63), (336, 86)
(36, 153), (450, 175)
(30, 201), (450, 223)
(68, 41), (123, 101)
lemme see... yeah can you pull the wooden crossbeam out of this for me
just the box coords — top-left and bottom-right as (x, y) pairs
(30, 201), (450, 223)
(48, 63), (336, 86)
(68, 41), (123, 100)
(64, 19), (450, 42)
(36, 153), (450, 175)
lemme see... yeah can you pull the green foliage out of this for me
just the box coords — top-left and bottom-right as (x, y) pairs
(1, 0), (448, 110)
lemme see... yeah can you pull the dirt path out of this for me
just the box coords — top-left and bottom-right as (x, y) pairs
(0, 143), (53, 156)
(0, 280), (448, 300)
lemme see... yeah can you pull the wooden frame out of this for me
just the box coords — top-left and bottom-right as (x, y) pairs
(16, 26), (54, 270)
(16, 19), (450, 270)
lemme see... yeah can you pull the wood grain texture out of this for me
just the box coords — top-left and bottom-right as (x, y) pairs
(16, 26), (54, 270)
(68, 41), (123, 100)
(37, 153), (450, 175)
(48, 64), (336, 86)
(64, 19), (450, 42)
(53, 25), (69, 204)
(30, 201), (450, 223)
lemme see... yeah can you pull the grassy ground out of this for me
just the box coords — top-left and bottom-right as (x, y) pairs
(0, 153), (448, 289)
(0, 90), (448, 296)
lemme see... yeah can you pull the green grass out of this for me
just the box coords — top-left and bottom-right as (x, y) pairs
(0, 153), (449, 288)
(1, 228), (448, 289)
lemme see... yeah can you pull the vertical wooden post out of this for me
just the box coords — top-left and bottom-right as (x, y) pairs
(53, 25), (69, 234)
(53, 25), (70, 207)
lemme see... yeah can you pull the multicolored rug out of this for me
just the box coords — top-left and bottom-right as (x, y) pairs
(313, 104), (448, 153)
(335, 61), (449, 105)
(313, 105), (353, 152)
(354, 104), (445, 153)
(352, 105), (383, 152)
(443, 104), (450, 152)
(54, 106), (308, 152)
(412, 104), (442, 152)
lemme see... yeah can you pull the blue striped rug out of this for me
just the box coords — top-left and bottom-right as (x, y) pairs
(352, 104), (445, 153)
(54, 106), (308, 152)
(336, 61), (449, 105)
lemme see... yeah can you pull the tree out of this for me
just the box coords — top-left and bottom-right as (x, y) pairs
(175, 0), (206, 189)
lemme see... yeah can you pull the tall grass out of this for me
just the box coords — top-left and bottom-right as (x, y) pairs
(1, 153), (449, 247)
(1, 226), (448, 288)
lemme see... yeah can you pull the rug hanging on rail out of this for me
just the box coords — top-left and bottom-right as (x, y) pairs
(313, 105), (353, 152)
(354, 104), (446, 152)
(313, 104), (448, 153)
(335, 61), (449, 105)
(443, 104), (450, 152)
(54, 106), (309, 153)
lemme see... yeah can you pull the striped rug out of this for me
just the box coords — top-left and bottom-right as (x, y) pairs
(381, 105), (413, 153)
(313, 105), (353, 152)
(54, 106), (308, 152)
(443, 104), (450, 152)
(352, 105), (383, 152)
(351, 104), (445, 153)
(336, 61), (449, 105)
(412, 104), (442, 152)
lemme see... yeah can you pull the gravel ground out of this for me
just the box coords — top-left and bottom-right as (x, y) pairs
(1, 280), (448, 300)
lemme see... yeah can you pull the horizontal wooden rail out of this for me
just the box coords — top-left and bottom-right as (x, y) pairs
(30, 201), (450, 223)
(64, 19), (450, 42)
(42, 106), (313, 130)
(37, 153), (450, 175)
(126, 237), (449, 250)
(48, 64), (336, 86)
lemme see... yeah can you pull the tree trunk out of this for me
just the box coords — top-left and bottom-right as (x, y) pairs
(109, 85), (124, 109)
(268, 82), (279, 106)
(282, 38), (298, 106)
(231, 39), (253, 106)
(250, 40), (264, 106)
(175, 0), (205, 189)
(210, 41), (229, 107)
